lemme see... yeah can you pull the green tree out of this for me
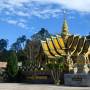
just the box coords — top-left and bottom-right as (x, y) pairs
(86, 33), (90, 39)
(46, 56), (64, 85)
(7, 51), (18, 78)
(0, 39), (8, 62)
(0, 39), (8, 51)
(11, 42), (21, 52)
(11, 35), (27, 52)
(11, 35), (27, 62)
(17, 35), (26, 49)
(31, 28), (51, 41)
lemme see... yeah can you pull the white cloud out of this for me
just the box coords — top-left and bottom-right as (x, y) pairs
(0, 0), (90, 16)
(30, 0), (90, 12)
(1, 18), (28, 29)
(7, 20), (17, 25)
(17, 22), (28, 29)
(0, 0), (90, 29)
(15, 11), (30, 17)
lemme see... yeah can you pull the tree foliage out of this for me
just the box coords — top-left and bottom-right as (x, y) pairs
(31, 28), (51, 41)
(0, 39), (8, 51)
(86, 32), (90, 39)
(10, 35), (27, 62)
(46, 56), (64, 85)
(7, 51), (18, 78)
(0, 39), (8, 61)
(11, 35), (27, 52)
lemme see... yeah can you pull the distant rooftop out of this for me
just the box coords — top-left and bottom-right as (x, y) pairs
(0, 62), (7, 69)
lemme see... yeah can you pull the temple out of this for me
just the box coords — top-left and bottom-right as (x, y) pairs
(23, 18), (90, 85)
(39, 18), (90, 73)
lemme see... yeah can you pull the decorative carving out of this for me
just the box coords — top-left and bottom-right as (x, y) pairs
(76, 54), (89, 74)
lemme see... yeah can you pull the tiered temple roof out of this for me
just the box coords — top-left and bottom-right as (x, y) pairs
(40, 19), (90, 59)
(41, 35), (90, 58)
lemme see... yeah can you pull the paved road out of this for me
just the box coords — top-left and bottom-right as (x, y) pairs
(0, 83), (89, 90)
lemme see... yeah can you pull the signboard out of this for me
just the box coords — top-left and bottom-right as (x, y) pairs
(72, 75), (82, 81)
(26, 76), (48, 80)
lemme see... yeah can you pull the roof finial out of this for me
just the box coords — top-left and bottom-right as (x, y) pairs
(63, 9), (66, 20)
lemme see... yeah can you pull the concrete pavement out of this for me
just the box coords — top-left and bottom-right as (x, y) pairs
(0, 83), (89, 90)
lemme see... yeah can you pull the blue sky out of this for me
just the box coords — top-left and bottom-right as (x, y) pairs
(0, 0), (90, 47)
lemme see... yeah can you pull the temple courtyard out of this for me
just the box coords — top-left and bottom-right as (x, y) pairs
(0, 83), (89, 90)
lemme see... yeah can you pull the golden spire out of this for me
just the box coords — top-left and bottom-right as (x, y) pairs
(61, 18), (69, 36)
(61, 9), (69, 37)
